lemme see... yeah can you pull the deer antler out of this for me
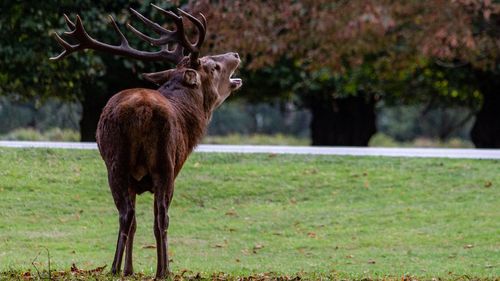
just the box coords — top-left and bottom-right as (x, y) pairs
(50, 4), (207, 67)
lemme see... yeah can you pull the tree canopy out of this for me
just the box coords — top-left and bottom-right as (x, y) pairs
(1, 0), (499, 145)
(0, 1), (181, 102)
(195, 0), (499, 103)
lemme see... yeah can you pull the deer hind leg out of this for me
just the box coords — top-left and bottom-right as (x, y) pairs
(109, 171), (135, 275)
(123, 192), (137, 276)
(152, 173), (174, 279)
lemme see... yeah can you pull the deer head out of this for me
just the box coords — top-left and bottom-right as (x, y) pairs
(51, 4), (242, 111)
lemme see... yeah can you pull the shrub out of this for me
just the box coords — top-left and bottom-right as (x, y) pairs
(0, 128), (80, 142)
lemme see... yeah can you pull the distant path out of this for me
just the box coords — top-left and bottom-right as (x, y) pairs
(1, 141), (500, 159)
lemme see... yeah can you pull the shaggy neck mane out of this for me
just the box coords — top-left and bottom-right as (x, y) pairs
(157, 79), (210, 151)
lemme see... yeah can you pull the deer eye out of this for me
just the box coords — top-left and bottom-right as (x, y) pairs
(214, 64), (221, 71)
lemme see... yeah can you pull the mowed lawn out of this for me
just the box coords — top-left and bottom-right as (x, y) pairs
(0, 148), (498, 279)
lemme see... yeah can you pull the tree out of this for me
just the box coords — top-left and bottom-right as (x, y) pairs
(193, 0), (500, 147)
(389, 0), (500, 147)
(191, 1), (384, 145)
(2, 0), (498, 146)
(0, 0), (177, 141)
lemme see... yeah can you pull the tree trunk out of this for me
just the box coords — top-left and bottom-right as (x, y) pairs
(79, 91), (112, 141)
(78, 66), (147, 142)
(309, 94), (377, 146)
(471, 73), (500, 148)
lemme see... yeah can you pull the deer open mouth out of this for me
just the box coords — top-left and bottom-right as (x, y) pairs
(229, 69), (242, 90)
(230, 77), (242, 90)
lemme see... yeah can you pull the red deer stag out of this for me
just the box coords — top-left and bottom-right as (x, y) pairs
(51, 4), (242, 278)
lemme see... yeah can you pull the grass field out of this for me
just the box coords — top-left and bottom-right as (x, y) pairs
(0, 148), (498, 280)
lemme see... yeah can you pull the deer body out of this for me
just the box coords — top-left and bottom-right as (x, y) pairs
(51, 6), (242, 279)
(96, 53), (241, 277)
(97, 87), (205, 188)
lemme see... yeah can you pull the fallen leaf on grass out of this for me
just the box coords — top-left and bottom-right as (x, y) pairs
(307, 232), (316, 238)
(214, 243), (225, 248)
(253, 244), (264, 250)
(51, 271), (69, 278)
(225, 209), (238, 216)
(303, 168), (318, 175)
(402, 276), (419, 281)
(252, 244), (264, 254)
(367, 259), (376, 264)
(142, 244), (156, 249)
(70, 263), (106, 274)
(464, 244), (474, 249)
(484, 181), (492, 188)
(179, 269), (190, 277)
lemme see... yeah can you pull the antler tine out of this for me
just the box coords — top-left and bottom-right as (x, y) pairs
(72, 16), (93, 44)
(149, 5), (205, 47)
(127, 5), (185, 63)
(150, 3), (182, 23)
(129, 7), (169, 35)
(149, 4), (200, 62)
(150, 3), (188, 42)
(200, 13), (207, 35)
(63, 14), (75, 30)
(177, 9), (206, 49)
(176, 9), (207, 65)
(127, 23), (166, 46)
(108, 15), (129, 47)
(50, 15), (89, 60)
(50, 33), (74, 60)
(128, 6), (185, 48)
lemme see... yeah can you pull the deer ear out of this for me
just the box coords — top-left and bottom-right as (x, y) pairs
(182, 69), (200, 87)
(142, 69), (175, 86)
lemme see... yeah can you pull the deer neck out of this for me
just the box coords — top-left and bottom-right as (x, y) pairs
(158, 83), (209, 150)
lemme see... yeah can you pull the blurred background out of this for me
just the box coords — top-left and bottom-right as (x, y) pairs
(0, 0), (499, 148)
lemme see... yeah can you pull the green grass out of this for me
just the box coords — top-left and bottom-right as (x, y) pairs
(0, 128), (80, 142)
(0, 148), (498, 280)
(202, 133), (309, 146)
(369, 133), (474, 148)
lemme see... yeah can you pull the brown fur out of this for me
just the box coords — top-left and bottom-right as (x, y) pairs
(96, 53), (241, 278)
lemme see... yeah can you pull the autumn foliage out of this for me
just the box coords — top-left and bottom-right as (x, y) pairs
(192, 0), (499, 71)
